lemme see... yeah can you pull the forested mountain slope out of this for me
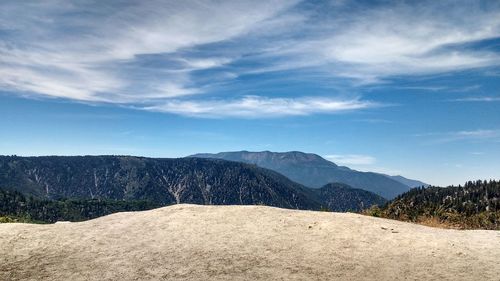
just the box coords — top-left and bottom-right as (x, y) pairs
(0, 156), (319, 210)
(313, 183), (387, 212)
(368, 180), (500, 229)
(0, 189), (160, 223)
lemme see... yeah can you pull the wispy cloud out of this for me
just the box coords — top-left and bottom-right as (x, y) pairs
(417, 129), (500, 144)
(395, 86), (449, 92)
(144, 96), (376, 118)
(0, 0), (299, 102)
(354, 118), (394, 124)
(452, 96), (500, 102)
(0, 0), (499, 117)
(332, 3), (500, 79)
(449, 85), (482, 93)
(324, 154), (376, 165)
(245, 1), (500, 83)
(452, 130), (500, 139)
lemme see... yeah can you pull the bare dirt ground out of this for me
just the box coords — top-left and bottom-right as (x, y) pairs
(1, 204), (500, 281)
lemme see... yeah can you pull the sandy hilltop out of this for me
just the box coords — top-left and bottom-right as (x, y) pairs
(1, 204), (500, 281)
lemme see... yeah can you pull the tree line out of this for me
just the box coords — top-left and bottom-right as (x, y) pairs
(0, 188), (161, 223)
(366, 180), (500, 229)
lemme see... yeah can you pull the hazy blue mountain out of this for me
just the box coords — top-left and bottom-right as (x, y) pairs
(387, 175), (429, 188)
(190, 151), (412, 199)
(0, 156), (320, 210)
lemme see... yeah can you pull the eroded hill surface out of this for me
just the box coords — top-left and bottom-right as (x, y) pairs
(1, 204), (499, 281)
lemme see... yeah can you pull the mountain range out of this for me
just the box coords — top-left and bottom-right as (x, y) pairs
(0, 155), (385, 213)
(190, 151), (425, 199)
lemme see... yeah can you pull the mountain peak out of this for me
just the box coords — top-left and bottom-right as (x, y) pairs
(191, 151), (336, 167)
(190, 150), (416, 199)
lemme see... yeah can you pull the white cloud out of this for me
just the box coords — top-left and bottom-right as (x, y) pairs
(144, 96), (376, 118)
(178, 58), (234, 71)
(452, 130), (500, 139)
(453, 96), (500, 102)
(417, 129), (500, 143)
(268, 1), (500, 82)
(0, 0), (499, 114)
(324, 154), (376, 165)
(0, 0), (299, 102)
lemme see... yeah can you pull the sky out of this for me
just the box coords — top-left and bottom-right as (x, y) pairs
(1, 0), (500, 186)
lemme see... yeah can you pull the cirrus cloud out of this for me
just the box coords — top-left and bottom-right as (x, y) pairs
(0, 0), (499, 117)
(144, 96), (377, 118)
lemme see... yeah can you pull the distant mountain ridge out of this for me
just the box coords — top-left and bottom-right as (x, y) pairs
(0, 156), (318, 210)
(387, 175), (429, 188)
(190, 151), (418, 199)
(0, 155), (385, 213)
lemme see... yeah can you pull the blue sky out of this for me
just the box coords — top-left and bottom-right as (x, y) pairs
(1, 0), (500, 186)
